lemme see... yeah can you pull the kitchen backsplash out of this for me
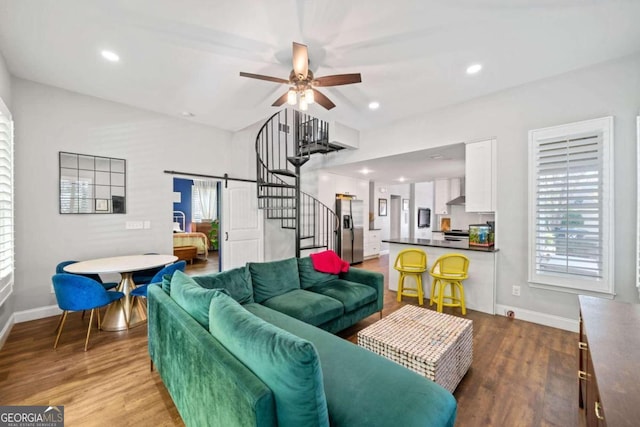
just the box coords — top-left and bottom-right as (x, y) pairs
(438, 204), (495, 230)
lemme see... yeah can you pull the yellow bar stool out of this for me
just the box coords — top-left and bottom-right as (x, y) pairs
(393, 249), (427, 305)
(429, 253), (470, 315)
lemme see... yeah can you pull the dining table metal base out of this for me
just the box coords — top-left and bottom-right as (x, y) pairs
(101, 272), (146, 331)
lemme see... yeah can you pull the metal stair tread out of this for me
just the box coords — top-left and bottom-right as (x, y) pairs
(258, 181), (296, 189)
(269, 169), (297, 178)
(300, 244), (328, 250)
(258, 195), (296, 199)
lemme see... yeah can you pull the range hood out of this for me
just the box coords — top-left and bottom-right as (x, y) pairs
(446, 178), (466, 205)
(446, 195), (466, 206)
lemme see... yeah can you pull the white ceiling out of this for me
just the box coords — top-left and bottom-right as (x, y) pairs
(1, 0), (640, 134)
(323, 143), (466, 185)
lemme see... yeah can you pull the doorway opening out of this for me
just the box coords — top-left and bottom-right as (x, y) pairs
(173, 177), (221, 274)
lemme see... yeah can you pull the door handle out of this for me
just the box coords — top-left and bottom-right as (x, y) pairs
(225, 232), (229, 241)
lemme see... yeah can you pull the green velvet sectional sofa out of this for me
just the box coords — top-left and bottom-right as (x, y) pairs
(147, 256), (457, 427)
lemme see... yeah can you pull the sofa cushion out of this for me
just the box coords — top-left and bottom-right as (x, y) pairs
(249, 258), (301, 303)
(308, 279), (377, 313)
(192, 266), (254, 304)
(209, 292), (329, 427)
(170, 270), (228, 328)
(161, 273), (172, 293)
(297, 257), (338, 289)
(261, 289), (343, 326)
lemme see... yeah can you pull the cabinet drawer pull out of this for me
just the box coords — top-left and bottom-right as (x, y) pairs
(578, 341), (588, 351)
(595, 401), (604, 420)
(578, 370), (588, 381)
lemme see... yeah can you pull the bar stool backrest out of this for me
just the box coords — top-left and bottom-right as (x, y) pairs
(431, 254), (469, 279)
(394, 249), (427, 272)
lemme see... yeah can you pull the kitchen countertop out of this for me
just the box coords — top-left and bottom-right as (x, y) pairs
(383, 238), (498, 252)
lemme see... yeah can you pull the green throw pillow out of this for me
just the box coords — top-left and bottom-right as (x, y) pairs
(170, 270), (228, 328)
(297, 257), (338, 289)
(248, 258), (301, 303)
(192, 266), (254, 304)
(209, 292), (329, 427)
(161, 273), (172, 293)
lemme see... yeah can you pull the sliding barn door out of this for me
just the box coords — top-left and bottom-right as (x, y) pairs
(221, 181), (264, 270)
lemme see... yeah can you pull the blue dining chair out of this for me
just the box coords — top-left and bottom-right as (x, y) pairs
(56, 261), (118, 290)
(131, 253), (163, 285)
(130, 261), (187, 299)
(52, 273), (126, 351)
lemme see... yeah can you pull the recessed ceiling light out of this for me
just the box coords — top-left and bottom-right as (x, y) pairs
(368, 101), (380, 110)
(359, 168), (371, 175)
(398, 177), (406, 182)
(181, 111), (195, 117)
(466, 64), (482, 75)
(101, 50), (120, 62)
(429, 154), (444, 160)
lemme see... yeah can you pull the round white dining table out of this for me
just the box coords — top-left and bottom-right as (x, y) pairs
(64, 254), (178, 331)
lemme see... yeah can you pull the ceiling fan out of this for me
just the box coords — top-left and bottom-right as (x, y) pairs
(240, 42), (362, 111)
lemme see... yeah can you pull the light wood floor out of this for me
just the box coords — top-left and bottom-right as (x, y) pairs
(0, 255), (580, 426)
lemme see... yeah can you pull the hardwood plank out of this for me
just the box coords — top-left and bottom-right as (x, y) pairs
(0, 255), (580, 427)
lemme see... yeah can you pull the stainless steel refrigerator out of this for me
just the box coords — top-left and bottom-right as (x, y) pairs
(336, 198), (364, 264)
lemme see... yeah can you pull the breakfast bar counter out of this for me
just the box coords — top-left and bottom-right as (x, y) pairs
(384, 238), (498, 314)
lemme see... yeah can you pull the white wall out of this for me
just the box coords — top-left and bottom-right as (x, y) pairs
(315, 53), (640, 321)
(12, 78), (233, 313)
(0, 51), (12, 339)
(374, 183), (411, 251)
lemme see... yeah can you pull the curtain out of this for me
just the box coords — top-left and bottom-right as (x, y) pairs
(194, 180), (217, 220)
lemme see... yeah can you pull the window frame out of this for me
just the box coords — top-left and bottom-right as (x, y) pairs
(528, 116), (614, 296)
(0, 97), (13, 308)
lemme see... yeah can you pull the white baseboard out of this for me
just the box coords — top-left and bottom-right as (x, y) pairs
(495, 304), (579, 332)
(0, 314), (15, 349)
(14, 305), (61, 323)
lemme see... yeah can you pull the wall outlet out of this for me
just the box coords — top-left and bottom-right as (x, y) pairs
(512, 285), (521, 296)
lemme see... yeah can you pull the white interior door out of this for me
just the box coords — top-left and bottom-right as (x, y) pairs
(221, 181), (264, 270)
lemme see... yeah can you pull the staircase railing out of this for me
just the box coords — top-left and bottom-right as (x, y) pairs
(255, 109), (339, 256)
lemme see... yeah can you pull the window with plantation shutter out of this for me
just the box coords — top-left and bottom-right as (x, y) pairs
(528, 117), (614, 295)
(0, 99), (13, 307)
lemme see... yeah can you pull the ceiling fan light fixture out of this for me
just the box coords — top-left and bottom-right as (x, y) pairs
(287, 89), (297, 105)
(299, 96), (308, 111)
(304, 88), (315, 104)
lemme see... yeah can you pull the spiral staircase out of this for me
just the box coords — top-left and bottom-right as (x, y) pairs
(256, 109), (343, 257)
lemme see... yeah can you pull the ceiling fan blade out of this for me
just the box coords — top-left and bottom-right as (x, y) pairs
(312, 89), (336, 110)
(292, 42), (309, 80)
(314, 73), (362, 87)
(239, 72), (289, 84)
(271, 92), (289, 107)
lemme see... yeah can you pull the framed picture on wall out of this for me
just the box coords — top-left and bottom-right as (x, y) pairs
(378, 198), (388, 216)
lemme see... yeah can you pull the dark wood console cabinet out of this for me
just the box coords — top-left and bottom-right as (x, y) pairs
(579, 295), (640, 427)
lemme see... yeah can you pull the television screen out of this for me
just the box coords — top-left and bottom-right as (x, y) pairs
(417, 208), (431, 228)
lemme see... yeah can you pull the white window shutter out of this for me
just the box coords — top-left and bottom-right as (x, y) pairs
(528, 117), (613, 295)
(0, 101), (13, 307)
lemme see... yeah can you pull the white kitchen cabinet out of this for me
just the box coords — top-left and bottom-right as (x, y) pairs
(364, 229), (381, 259)
(465, 139), (496, 212)
(434, 179), (450, 215)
